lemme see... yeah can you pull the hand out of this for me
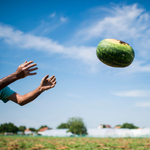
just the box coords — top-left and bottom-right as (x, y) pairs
(40, 75), (57, 91)
(15, 61), (38, 79)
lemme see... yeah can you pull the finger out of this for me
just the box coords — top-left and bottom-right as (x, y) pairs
(48, 75), (55, 82)
(53, 81), (57, 85)
(20, 61), (27, 66)
(28, 67), (38, 72)
(28, 72), (37, 76)
(42, 75), (49, 81)
(48, 84), (55, 89)
(51, 83), (56, 88)
(24, 63), (37, 70)
(51, 77), (56, 82)
(50, 75), (55, 80)
(24, 60), (34, 67)
(52, 81), (57, 86)
(23, 61), (27, 64)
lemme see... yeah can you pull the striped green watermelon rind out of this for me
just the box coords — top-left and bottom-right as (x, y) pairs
(96, 39), (135, 67)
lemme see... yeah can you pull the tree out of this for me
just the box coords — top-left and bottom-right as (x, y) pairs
(121, 123), (138, 129)
(29, 127), (36, 132)
(0, 123), (18, 133)
(115, 125), (121, 127)
(38, 125), (52, 130)
(57, 123), (69, 129)
(67, 117), (87, 135)
(18, 126), (26, 132)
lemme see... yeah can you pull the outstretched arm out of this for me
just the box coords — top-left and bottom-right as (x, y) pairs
(0, 61), (38, 90)
(7, 75), (57, 106)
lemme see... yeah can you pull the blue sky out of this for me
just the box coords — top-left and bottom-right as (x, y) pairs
(1, 0), (150, 129)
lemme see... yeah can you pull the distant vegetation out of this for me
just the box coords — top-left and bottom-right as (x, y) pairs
(57, 117), (87, 135)
(115, 123), (139, 129)
(0, 123), (52, 134)
(57, 123), (68, 129)
(38, 125), (51, 130)
(0, 123), (18, 133)
(0, 120), (139, 134)
(120, 123), (139, 129)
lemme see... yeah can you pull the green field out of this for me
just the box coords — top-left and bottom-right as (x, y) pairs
(0, 136), (150, 150)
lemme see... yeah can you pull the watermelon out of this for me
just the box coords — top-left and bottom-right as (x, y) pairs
(96, 39), (135, 67)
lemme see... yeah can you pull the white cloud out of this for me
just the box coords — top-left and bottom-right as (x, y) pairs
(124, 61), (150, 73)
(60, 17), (67, 22)
(1, 4), (150, 73)
(31, 20), (64, 35)
(49, 12), (56, 18)
(31, 13), (67, 35)
(73, 4), (150, 59)
(116, 60), (150, 75)
(75, 4), (144, 41)
(136, 102), (150, 107)
(114, 90), (150, 97)
(0, 24), (98, 70)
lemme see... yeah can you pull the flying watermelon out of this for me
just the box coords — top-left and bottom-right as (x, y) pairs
(96, 39), (135, 67)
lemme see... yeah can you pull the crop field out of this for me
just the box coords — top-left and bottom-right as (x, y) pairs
(0, 136), (150, 150)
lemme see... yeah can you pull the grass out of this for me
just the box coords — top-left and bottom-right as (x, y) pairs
(0, 136), (150, 150)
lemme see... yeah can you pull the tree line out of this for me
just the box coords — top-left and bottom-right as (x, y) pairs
(115, 123), (139, 129)
(0, 117), (139, 135)
(0, 117), (87, 135)
(0, 123), (50, 134)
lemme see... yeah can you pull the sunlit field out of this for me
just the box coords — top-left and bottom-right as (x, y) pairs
(0, 136), (150, 150)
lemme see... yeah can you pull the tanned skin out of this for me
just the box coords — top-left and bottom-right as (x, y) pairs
(0, 61), (57, 106)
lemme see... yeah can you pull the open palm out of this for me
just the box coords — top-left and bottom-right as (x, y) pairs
(40, 75), (56, 91)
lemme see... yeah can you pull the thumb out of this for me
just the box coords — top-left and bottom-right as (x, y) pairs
(23, 61), (27, 65)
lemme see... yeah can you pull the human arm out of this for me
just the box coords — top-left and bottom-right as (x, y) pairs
(0, 61), (37, 90)
(7, 75), (57, 106)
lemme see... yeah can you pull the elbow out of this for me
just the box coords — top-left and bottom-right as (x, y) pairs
(18, 101), (25, 106)
(10, 93), (27, 106)
(18, 98), (25, 106)
(19, 102), (25, 106)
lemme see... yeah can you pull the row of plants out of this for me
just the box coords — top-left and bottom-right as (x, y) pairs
(0, 136), (150, 150)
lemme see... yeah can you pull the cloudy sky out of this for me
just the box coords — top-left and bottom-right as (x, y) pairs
(1, 0), (150, 129)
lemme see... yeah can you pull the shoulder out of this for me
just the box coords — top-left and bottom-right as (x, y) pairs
(0, 86), (14, 94)
(0, 86), (16, 103)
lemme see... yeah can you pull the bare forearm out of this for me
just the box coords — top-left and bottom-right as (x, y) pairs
(19, 87), (43, 106)
(7, 74), (56, 106)
(0, 73), (18, 90)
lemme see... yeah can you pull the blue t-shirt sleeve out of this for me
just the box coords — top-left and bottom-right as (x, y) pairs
(0, 86), (15, 103)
